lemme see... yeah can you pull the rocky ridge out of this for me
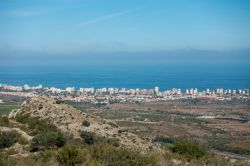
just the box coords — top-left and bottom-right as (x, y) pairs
(8, 95), (156, 152)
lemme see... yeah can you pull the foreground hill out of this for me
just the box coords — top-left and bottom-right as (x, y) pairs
(8, 95), (156, 152)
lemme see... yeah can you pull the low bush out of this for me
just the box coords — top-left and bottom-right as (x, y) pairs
(118, 129), (128, 134)
(57, 146), (87, 166)
(0, 116), (9, 127)
(82, 120), (90, 127)
(80, 131), (106, 145)
(107, 138), (120, 147)
(32, 150), (55, 162)
(80, 131), (95, 145)
(0, 153), (17, 166)
(31, 131), (66, 152)
(154, 136), (174, 144)
(90, 143), (159, 166)
(55, 100), (64, 104)
(79, 131), (119, 147)
(0, 131), (19, 149)
(16, 114), (58, 135)
(170, 139), (207, 160)
(18, 135), (29, 145)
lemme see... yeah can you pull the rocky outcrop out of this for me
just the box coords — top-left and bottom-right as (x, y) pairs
(9, 95), (156, 152)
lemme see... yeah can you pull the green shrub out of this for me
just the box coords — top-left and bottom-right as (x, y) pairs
(66, 137), (84, 147)
(82, 120), (90, 127)
(18, 135), (29, 145)
(154, 136), (174, 144)
(118, 129), (128, 134)
(0, 153), (17, 166)
(31, 131), (66, 151)
(32, 150), (55, 162)
(80, 131), (105, 145)
(107, 138), (120, 147)
(80, 131), (95, 145)
(0, 131), (19, 149)
(79, 131), (120, 147)
(16, 114), (58, 135)
(90, 143), (159, 166)
(170, 139), (207, 160)
(55, 100), (64, 104)
(0, 116), (9, 127)
(0, 153), (8, 166)
(15, 113), (31, 124)
(57, 146), (87, 166)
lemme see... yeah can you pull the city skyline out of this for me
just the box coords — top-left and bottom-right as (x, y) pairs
(1, 83), (249, 94)
(1, 83), (249, 105)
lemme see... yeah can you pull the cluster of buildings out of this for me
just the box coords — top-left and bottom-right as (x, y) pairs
(0, 84), (43, 92)
(0, 83), (249, 104)
(185, 88), (249, 96)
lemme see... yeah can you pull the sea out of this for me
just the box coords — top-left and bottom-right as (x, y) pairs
(0, 62), (249, 91)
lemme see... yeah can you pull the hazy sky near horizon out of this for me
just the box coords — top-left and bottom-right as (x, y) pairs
(0, 0), (250, 54)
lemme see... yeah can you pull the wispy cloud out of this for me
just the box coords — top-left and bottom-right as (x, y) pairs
(77, 6), (145, 27)
(2, 10), (41, 17)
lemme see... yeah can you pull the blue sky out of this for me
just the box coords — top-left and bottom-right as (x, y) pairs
(0, 0), (250, 53)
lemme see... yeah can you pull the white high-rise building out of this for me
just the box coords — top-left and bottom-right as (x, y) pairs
(219, 88), (224, 94)
(190, 88), (194, 94)
(120, 88), (126, 93)
(66, 87), (75, 93)
(108, 88), (114, 94)
(114, 88), (119, 94)
(23, 84), (30, 90)
(194, 88), (198, 94)
(177, 88), (181, 95)
(38, 84), (43, 89)
(154, 86), (160, 96)
(50, 87), (62, 93)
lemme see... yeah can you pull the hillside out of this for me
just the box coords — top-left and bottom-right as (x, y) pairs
(8, 95), (156, 152)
